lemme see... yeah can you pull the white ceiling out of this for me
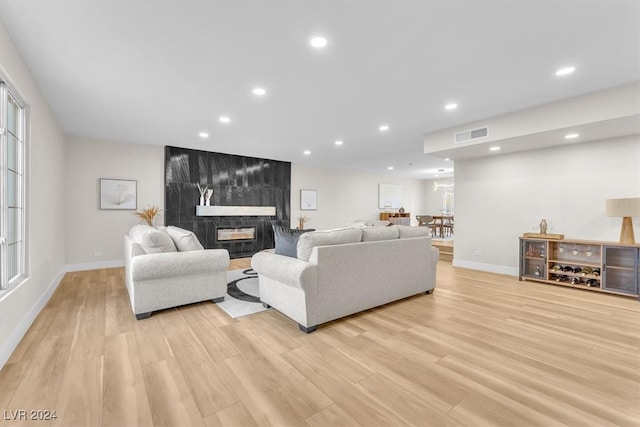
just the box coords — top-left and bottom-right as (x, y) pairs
(1, 1), (639, 179)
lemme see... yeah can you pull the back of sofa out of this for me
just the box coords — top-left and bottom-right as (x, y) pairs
(304, 236), (437, 326)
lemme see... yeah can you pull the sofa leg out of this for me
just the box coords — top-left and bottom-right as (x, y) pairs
(211, 297), (225, 303)
(135, 312), (152, 320)
(298, 324), (318, 334)
(262, 302), (271, 309)
(425, 289), (434, 295)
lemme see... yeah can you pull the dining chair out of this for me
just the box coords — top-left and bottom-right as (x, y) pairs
(442, 217), (454, 236)
(416, 215), (436, 236)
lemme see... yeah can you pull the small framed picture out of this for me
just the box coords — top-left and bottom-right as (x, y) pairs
(300, 189), (317, 210)
(100, 178), (137, 210)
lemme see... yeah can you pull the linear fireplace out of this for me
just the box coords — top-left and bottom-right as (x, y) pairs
(216, 226), (257, 243)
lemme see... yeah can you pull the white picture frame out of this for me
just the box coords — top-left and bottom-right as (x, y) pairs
(300, 189), (317, 210)
(100, 178), (137, 210)
(378, 183), (402, 209)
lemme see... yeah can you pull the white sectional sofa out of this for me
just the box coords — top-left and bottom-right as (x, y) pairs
(251, 226), (439, 333)
(124, 224), (230, 319)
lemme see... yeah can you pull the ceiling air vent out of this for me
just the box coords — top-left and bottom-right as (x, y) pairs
(454, 126), (489, 143)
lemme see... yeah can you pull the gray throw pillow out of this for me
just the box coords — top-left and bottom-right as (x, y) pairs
(272, 224), (313, 258)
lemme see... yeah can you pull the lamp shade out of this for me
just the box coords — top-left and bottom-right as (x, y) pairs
(606, 198), (640, 217)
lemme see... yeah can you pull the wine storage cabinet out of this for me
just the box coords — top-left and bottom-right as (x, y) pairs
(519, 237), (639, 298)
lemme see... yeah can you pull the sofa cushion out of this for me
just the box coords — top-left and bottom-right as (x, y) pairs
(297, 227), (363, 262)
(361, 226), (399, 242)
(346, 220), (368, 228)
(129, 224), (177, 254)
(167, 226), (204, 252)
(273, 224), (315, 258)
(365, 220), (391, 227)
(397, 225), (432, 239)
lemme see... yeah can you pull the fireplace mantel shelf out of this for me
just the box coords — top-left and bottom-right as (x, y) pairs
(195, 205), (276, 217)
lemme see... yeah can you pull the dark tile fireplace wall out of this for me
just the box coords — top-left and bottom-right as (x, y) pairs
(164, 146), (291, 258)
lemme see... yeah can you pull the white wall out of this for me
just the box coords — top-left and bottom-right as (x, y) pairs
(454, 136), (640, 275)
(291, 163), (428, 230)
(0, 22), (67, 367)
(64, 137), (165, 268)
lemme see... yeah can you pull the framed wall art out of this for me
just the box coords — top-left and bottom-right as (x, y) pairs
(300, 189), (317, 210)
(378, 183), (402, 209)
(100, 178), (137, 210)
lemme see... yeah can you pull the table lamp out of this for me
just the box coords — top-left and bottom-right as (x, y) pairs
(606, 197), (640, 245)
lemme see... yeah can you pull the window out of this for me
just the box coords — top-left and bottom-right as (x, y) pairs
(443, 189), (454, 215)
(1, 82), (26, 290)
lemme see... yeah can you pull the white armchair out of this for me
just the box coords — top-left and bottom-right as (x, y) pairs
(124, 225), (230, 319)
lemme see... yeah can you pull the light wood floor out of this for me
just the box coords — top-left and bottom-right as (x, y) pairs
(1, 259), (639, 426)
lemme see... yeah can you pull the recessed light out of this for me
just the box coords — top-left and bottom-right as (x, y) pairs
(387, 166), (394, 170)
(199, 132), (209, 138)
(379, 124), (390, 132)
(334, 140), (343, 146)
(564, 133), (580, 139)
(489, 146), (501, 151)
(252, 87), (267, 96)
(303, 150), (311, 155)
(310, 36), (328, 48)
(445, 158), (450, 161)
(445, 103), (458, 111)
(556, 66), (576, 76)
(219, 116), (231, 123)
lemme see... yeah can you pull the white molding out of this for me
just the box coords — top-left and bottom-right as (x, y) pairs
(64, 259), (124, 272)
(195, 205), (276, 216)
(452, 259), (518, 277)
(0, 270), (64, 369)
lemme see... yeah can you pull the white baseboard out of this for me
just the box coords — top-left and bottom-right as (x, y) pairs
(64, 259), (124, 272)
(452, 259), (518, 276)
(0, 270), (65, 369)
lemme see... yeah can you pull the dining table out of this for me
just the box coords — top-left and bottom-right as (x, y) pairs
(431, 215), (454, 237)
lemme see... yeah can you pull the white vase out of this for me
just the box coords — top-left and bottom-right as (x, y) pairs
(205, 198), (211, 206)
(199, 196), (205, 206)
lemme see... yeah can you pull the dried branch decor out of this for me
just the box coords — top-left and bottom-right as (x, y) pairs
(134, 205), (161, 226)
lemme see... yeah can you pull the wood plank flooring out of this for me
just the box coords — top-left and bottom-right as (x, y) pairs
(1, 259), (639, 426)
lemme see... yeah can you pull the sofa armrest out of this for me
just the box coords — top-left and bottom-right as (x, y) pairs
(131, 249), (229, 282)
(251, 251), (317, 291)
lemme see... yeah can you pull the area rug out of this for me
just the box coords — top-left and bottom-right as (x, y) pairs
(217, 269), (269, 318)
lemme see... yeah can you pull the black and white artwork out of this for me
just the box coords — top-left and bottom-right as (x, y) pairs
(100, 178), (137, 210)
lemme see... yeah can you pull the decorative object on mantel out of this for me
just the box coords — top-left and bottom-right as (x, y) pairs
(197, 184), (208, 206)
(399, 207), (405, 213)
(539, 219), (548, 234)
(205, 189), (213, 206)
(606, 197), (640, 244)
(133, 205), (161, 226)
(297, 215), (310, 230)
